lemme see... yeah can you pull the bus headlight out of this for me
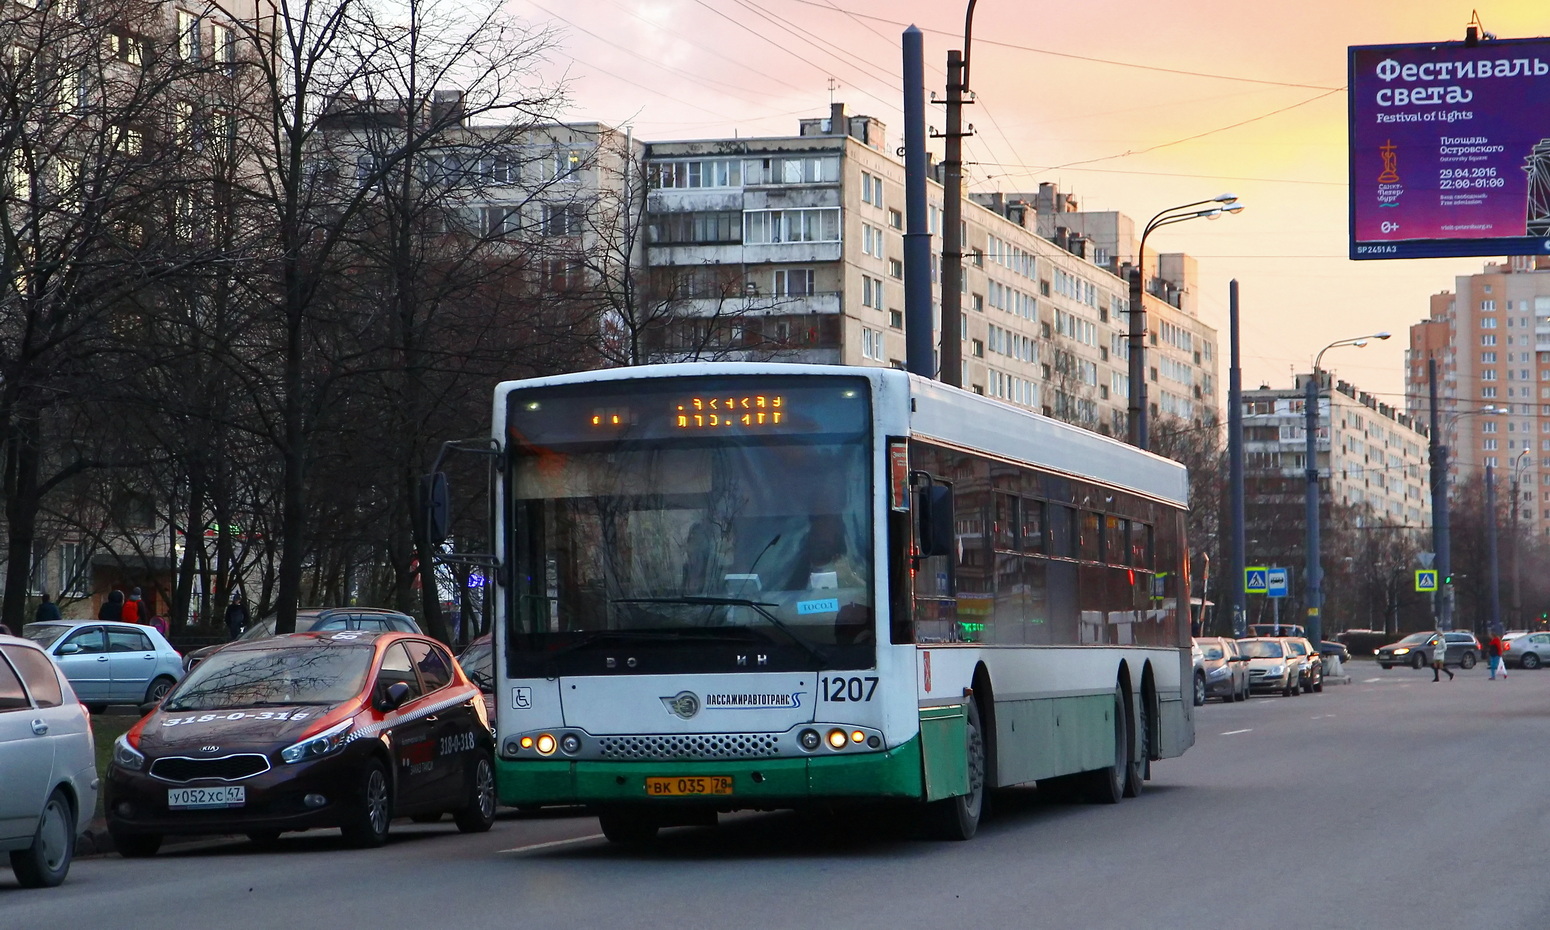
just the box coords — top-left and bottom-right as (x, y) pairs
(826, 729), (848, 750)
(535, 733), (557, 755)
(560, 734), (582, 755)
(799, 729), (821, 751)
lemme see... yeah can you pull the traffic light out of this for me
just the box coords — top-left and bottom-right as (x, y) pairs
(1443, 573), (1454, 585)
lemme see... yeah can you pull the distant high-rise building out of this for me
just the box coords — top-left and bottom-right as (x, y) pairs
(1406, 256), (1550, 535)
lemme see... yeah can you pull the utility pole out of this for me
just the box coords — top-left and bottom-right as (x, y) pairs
(936, 2), (977, 388)
(901, 27), (933, 379)
(1227, 280), (1246, 638)
(1428, 358), (1454, 631)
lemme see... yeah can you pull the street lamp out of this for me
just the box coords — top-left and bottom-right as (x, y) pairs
(1128, 194), (1244, 449)
(1511, 448), (1530, 630)
(1304, 331), (1391, 650)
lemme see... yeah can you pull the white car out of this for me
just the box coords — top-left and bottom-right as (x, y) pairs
(0, 633), (98, 887)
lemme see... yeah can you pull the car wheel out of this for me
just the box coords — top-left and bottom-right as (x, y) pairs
(9, 788), (74, 888)
(1314, 674), (1324, 693)
(1460, 652), (1477, 670)
(110, 829), (162, 858)
(144, 676), (177, 706)
(599, 812), (660, 844)
(1380, 664), (1392, 670)
(1124, 691), (1150, 799)
(341, 759), (392, 848)
(924, 699), (987, 837)
(86, 704), (108, 715)
(1522, 652), (1541, 670)
(453, 754), (498, 834)
(1412, 653), (1426, 669)
(1192, 672), (1206, 707)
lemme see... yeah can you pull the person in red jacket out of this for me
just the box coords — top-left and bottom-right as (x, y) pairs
(1487, 630), (1508, 680)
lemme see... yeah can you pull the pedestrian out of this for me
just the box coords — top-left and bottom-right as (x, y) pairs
(224, 594), (249, 641)
(98, 589), (124, 622)
(1487, 629), (1508, 680)
(34, 591), (62, 624)
(121, 586), (146, 624)
(1431, 631), (1455, 681)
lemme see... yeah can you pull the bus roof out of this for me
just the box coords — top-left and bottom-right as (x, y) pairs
(494, 362), (1189, 507)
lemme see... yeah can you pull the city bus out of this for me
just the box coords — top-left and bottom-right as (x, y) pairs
(475, 363), (1194, 841)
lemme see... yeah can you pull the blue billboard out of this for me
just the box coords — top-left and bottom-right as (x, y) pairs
(1349, 38), (1550, 260)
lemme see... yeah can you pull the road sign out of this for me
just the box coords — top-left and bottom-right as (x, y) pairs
(1245, 567), (1268, 594)
(1267, 568), (1289, 599)
(1418, 552), (1435, 569)
(1416, 569), (1438, 592)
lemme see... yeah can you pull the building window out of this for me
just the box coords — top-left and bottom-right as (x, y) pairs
(888, 208), (902, 230)
(889, 310), (903, 330)
(861, 326), (883, 360)
(773, 268), (815, 297)
(889, 258), (903, 279)
(543, 203), (584, 238)
(744, 208), (841, 244)
(648, 210), (739, 244)
(177, 10), (202, 60)
(481, 205), (522, 238)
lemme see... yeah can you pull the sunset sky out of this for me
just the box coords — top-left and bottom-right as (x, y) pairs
(506, 0), (1549, 406)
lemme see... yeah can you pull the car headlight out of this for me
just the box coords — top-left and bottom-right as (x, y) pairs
(1207, 666), (1229, 679)
(280, 719), (354, 764)
(1267, 665), (1284, 676)
(1393, 648), (1410, 655)
(113, 733), (144, 772)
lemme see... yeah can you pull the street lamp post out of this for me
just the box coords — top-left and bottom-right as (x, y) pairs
(1511, 448), (1529, 630)
(1304, 332), (1391, 650)
(1487, 464), (1502, 637)
(1425, 354), (1502, 631)
(1127, 195), (1243, 449)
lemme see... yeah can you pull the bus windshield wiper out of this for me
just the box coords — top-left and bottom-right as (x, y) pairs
(612, 596), (829, 667)
(542, 629), (725, 660)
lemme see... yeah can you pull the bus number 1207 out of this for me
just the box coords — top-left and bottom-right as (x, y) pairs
(821, 676), (878, 702)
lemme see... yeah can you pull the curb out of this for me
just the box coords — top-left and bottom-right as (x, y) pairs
(1322, 675), (1354, 686)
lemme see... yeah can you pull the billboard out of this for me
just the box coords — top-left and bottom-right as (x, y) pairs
(1349, 38), (1550, 260)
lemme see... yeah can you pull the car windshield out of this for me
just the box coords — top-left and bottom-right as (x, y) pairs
(459, 640), (493, 689)
(1240, 640), (1284, 658)
(240, 617), (278, 640)
(20, 623), (70, 649)
(1200, 644), (1226, 660)
(1286, 641), (1306, 655)
(164, 642), (374, 711)
(1396, 632), (1432, 645)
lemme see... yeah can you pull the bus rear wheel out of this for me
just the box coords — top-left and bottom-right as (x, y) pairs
(1083, 688), (1129, 805)
(923, 701), (985, 840)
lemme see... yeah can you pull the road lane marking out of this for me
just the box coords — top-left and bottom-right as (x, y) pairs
(1220, 728), (1253, 735)
(499, 833), (606, 855)
(1363, 678), (1384, 683)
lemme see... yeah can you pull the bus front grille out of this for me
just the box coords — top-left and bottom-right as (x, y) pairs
(597, 733), (782, 760)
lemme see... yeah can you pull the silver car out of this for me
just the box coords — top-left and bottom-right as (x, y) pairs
(22, 621), (184, 713)
(0, 633), (98, 887)
(1504, 631), (1550, 669)
(1194, 636), (1250, 702)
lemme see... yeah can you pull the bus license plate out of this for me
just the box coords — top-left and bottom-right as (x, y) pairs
(644, 776), (733, 797)
(168, 786), (245, 809)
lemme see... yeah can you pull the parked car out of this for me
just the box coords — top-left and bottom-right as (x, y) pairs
(1318, 641), (1351, 663)
(1249, 623), (1306, 638)
(21, 621), (184, 714)
(1238, 637), (1301, 696)
(1191, 641), (1206, 705)
(183, 607), (422, 671)
(457, 634), (495, 717)
(1282, 637), (1324, 693)
(105, 629), (495, 855)
(1375, 630), (1480, 669)
(1193, 636), (1250, 702)
(1503, 631), (1550, 669)
(0, 633), (98, 887)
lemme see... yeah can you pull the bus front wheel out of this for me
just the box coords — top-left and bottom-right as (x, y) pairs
(599, 812), (660, 844)
(923, 701), (985, 841)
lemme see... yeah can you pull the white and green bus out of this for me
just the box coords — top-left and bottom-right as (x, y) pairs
(483, 363), (1194, 841)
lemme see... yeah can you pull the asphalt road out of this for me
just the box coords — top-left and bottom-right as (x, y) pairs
(7, 662), (1549, 930)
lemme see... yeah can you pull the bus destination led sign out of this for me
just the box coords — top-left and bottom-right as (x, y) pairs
(675, 394), (785, 430)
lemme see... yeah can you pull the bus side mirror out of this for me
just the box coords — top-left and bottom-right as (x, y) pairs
(420, 472), (450, 545)
(917, 485), (955, 558)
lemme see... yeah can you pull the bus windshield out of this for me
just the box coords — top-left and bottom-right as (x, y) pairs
(504, 375), (875, 674)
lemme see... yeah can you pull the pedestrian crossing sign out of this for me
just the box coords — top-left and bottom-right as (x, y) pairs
(1245, 567), (1269, 594)
(1416, 570), (1438, 592)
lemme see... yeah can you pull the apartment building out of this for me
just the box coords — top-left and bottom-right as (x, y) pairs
(1407, 256), (1550, 535)
(642, 105), (1221, 436)
(1243, 375), (1431, 527)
